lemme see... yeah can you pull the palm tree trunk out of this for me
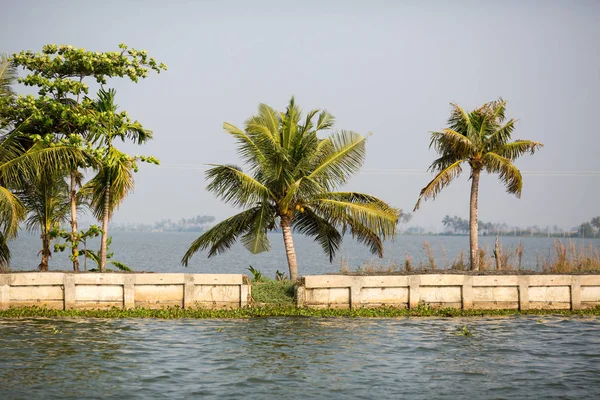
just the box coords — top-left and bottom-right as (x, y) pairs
(280, 215), (299, 281)
(70, 171), (80, 272)
(40, 233), (50, 272)
(469, 169), (481, 271)
(99, 182), (110, 273)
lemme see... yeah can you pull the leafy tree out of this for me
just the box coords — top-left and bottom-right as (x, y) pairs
(590, 217), (600, 232)
(414, 99), (542, 270)
(3, 44), (165, 271)
(182, 98), (399, 280)
(83, 87), (156, 272)
(579, 222), (595, 238)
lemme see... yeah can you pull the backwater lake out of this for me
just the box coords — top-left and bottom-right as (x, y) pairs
(4, 233), (600, 398)
(1, 316), (599, 399)
(7, 232), (600, 275)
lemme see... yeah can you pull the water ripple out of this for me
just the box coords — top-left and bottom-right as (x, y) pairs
(1, 316), (599, 399)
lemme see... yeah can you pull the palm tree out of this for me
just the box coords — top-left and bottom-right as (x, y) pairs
(84, 88), (150, 272)
(17, 170), (71, 271)
(414, 99), (543, 270)
(0, 54), (17, 99)
(0, 127), (89, 268)
(182, 97), (399, 280)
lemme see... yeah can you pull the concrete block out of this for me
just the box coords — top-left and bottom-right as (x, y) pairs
(134, 285), (183, 302)
(73, 301), (123, 310)
(9, 300), (64, 309)
(529, 286), (570, 302)
(518, 276), (529, 311)
(581, 286), (600, 302)
(305, 288), (349, 305)
(472, 275), (519, 286)
(473, 301), (519, 310)
(581, 276), (600, 286)
(194, 285), (241, 303)
(420, 286), (462, 303)
(360, 287), (409, 304)
(419, 274), (464, 286)
(462, 275), (473, 310)
(9, 285), (63, 301)
(571, 276), (582, 311)
(529, 275), (572, 286)
(472, 286), (519, 302)
(75, 285), (123, 302)
(1, 284), (10, 310)
(134, 273), (186, 285)
(408, 276), (420, 309)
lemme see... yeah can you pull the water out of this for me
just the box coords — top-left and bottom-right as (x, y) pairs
(7, 232), (600, 276)
(0, 316), (599, 399)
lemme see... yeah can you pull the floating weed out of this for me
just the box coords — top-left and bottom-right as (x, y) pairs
(1, 305), (600, 319)
(455, 326), (472, 336)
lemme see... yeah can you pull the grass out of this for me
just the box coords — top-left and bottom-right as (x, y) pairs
(251, 280), (295, 305)
(1, 304), (599, 319)
(342, 239), (600, 274)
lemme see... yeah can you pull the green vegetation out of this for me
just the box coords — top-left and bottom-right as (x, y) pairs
(1, 304), (599, 319)
(182, 97), (399, 280)
(414, 99), (543, 271)
(251, 280), (296, 305)
(0, 44), (165, 271)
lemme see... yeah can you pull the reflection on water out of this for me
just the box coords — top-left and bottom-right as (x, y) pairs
(1, 316), (599, 399)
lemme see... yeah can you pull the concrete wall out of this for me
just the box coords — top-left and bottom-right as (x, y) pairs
(0, 273), (250, 310)
(296, 274), (600, 310)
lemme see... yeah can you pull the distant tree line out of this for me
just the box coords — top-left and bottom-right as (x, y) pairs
(111, 215), (215, 232)
(402, 215), (600, 238)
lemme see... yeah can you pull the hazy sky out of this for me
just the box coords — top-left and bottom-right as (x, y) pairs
(3, 0), (599, 230)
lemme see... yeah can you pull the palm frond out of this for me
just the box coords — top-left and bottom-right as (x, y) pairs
(414, 160), (464, 211)
(293, 208), (342, 261)
(429, 129), (475, 161)
(495, 140), (543, 160)
(487, 118), (516, 149)
(307, 130), (366, 189)
(181, 208), (260, 266)
(483, 152), (523, 196)
(311, 192), (399, 239)
(0, 186), (24, 238)
(240, 202), (274, 254)
(0, 54), (18, 98)
(84, 148), (135, 220)
(109, 260), (132, 271)
(205, 164), (273, 208)
(223, 122), (268, 169)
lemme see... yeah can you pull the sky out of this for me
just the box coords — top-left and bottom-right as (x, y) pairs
(2, 0), (599, 230)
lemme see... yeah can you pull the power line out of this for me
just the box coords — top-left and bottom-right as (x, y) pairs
(157, 163), (600, 177)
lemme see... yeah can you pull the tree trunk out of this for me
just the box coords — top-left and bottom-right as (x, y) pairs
(280, 215), (299, 281)
(494, 236), (501, 271)
(469, 169), (481, 271)
(39, 233), (50, 272)
(70, 171), (80, 272)
(99, 181), (110, 273)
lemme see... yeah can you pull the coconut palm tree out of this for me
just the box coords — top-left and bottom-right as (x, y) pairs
(414, 98), (543, 270)
(18, 170), (71, 271)
(182, 97), (400, 280)
(0, 54), (17, 99)
(0, 126), (89, 268)
(84, 88), (151, 272)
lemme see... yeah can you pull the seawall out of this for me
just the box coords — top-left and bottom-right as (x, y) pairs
(0, 273), (250, 310)
(296, 274), (600, 310)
